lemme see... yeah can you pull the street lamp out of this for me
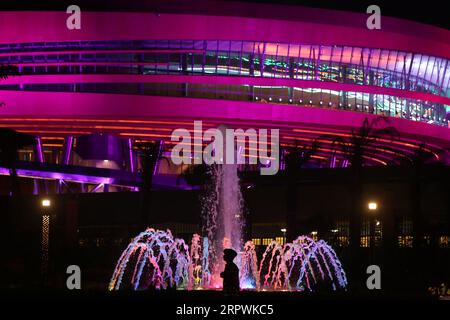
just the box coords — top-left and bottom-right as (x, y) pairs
(367, 201), (379, 261)
(41, 199), (51, 207)
(40, 198), (51, 285)
(368, 201), (378, 210)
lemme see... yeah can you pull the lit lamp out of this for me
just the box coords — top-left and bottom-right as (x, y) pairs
(368, 202), (377, 210)
(41, 199), (51, 207)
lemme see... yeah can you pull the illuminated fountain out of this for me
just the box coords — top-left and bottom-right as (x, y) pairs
(240, 241), (260, 289)
(201, 163), (245, 288)
(109, 228), (190, 290)
(258, 237), (347, 291)
(110, 136), (347, 291)
(110, 229), (347, 291)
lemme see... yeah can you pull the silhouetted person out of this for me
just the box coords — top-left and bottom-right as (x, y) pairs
(220, 249), (240, 294)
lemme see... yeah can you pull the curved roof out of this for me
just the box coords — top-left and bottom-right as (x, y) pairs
(0, 2), (449, 166)
(0, 1), (449, 59)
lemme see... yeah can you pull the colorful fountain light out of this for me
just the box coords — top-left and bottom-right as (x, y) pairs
(109, 229), (347, 292)
(110, 132), (346, 291)
(239, 241), (260, 290)
(109, 228), (190, 290)
(200, 163), (245, 288)
(257, 236), (348, 291)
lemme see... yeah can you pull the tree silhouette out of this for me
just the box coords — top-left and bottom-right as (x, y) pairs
(178, 163), (212, 187)
(136, 140), (167, 229)
(0, 64), (18, 108)
(283, 139), (320, 242)
(0, 65), (27, 196)
(328, 117), (399, 169)
(0, 128), (36, 196)
(397, 143), (447, 248)
(0, 129), (36, 289)
(0, 64), (18, 80)
(326, 116), (399, 291)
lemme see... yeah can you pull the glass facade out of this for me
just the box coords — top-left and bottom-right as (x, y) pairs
(3, 82), (445, 125)
(1, 40), (449, 126)
(1, 40), (449, 96)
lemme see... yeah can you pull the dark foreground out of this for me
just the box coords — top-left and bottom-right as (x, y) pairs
(0, 289), (446, 318)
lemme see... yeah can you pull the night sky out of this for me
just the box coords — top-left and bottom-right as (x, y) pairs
(0, 0), (448, 29)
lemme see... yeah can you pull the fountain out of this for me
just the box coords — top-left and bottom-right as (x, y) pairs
(258, 237), (347, 291)
(109, 229), (347, 291)
(109, 130), (347, 292)
(109, 228), (190, 290)
(201, 163), (245, 288)
(240, 241), (260, 289)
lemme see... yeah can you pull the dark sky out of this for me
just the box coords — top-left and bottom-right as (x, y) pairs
(231, 0), (448, 29)
(0, 0), (448, 29)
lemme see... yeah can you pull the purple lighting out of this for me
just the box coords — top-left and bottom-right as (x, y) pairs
(33, 137), (44, 163)
(61, 136), (73, 165)
(128, 138), (135, 173)
(0, 167), (113, 185)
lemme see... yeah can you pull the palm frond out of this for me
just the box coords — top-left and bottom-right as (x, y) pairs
(0, 64), (19, 79)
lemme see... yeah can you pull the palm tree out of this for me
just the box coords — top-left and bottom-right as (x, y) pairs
(0, 64), (24, 195)
(0, 64), (18, 78)
(397, 143), (437, 291)
(283, 139), (320, 242)
(329, 117), (399, 169)
(327, 116), (399, 291)
(393, 143), (448, 291)
(136, 140), (167, 229)
(397, 143), (447, 248)
(0, 128), (37, 196)
(0, 128), (36, 288)
(178, 163), (212, 188)
(0, 64), (18, 107)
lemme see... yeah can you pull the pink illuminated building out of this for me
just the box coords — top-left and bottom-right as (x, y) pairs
(0, 1), (449, 192)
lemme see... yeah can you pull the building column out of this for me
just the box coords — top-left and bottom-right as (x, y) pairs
(33, 137), (44, 195)
(57, 136), (74, 194)
(369, 71), (375, 113)
(182, 53), (189, 96)
(61, 136), (73, 165)
(153, 140), (165, 176)
(329, 155), (336, 168)
(248, 53), (255, 101)
(126, 138), (135, 173)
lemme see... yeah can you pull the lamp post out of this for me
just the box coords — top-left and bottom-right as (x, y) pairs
(41, 199), (51, 285)
(367, 201), (378, 263)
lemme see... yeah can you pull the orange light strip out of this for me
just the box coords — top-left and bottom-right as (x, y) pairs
(282, 135), (406, 157)
(292, 128), (439, 155)
(42, 144), (63, 147)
